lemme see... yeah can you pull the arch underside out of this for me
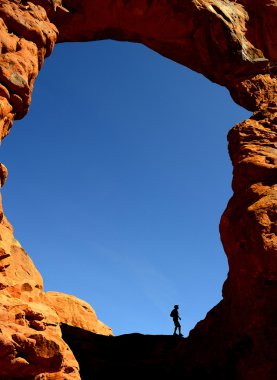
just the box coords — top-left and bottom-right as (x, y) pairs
(0, 1), (276, 379)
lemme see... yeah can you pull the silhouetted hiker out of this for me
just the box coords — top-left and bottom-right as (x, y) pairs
(170, 304), (183, 336)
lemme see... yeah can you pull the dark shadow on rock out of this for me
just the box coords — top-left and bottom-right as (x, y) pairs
(61, 323), (185, 379)
(61, 300), (260, 380)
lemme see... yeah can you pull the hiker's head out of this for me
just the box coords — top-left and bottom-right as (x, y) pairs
(174, 305), (179, 309)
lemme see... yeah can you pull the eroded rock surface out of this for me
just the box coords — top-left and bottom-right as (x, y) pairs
(0, 195), (112, 379)
(0, 0), (276, 379)
(0, 0), (58, 140)
(44, 291), (113, 336)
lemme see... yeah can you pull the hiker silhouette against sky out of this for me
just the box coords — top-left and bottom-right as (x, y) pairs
(170, 304), (183, 336)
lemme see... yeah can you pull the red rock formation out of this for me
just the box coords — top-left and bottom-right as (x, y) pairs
(0, 197), (80, 378)
(44, 291), (113, 336)
(0, 0), (276, 379)
(0, 0), (58, 139)
(0, 193), (112, 379)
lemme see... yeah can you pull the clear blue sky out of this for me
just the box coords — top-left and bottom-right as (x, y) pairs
(1, 40), (250, 337)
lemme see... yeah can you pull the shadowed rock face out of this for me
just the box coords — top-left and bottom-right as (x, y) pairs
(0, 1), (276, 379)
(60, 324), (186, 380)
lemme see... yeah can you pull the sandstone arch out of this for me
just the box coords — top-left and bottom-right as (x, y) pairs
(0, 1), (276, 379)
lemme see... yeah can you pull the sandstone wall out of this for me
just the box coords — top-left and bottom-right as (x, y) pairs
(0, 1), (276, 379)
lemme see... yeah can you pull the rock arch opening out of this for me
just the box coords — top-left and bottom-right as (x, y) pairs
(0, 1), (276, 379)
(1, 39), (252, 336)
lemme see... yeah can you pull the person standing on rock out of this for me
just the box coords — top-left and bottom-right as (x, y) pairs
(170, 305), (183, 336)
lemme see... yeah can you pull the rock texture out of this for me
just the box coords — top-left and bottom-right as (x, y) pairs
(0, 195), (112, 379)
(44, 292), (112, 336)
(0, 0), (58, 139)
(0, 0), (276, 379)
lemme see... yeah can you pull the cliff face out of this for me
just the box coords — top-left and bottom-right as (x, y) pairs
(0, 195), (112, 380)
(0, 1), (276, 379)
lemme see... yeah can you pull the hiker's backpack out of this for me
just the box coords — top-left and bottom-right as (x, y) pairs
(170, 310), (174, 317)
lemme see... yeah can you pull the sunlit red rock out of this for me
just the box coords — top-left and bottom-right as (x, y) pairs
(0, 196), (111, 378)
(44, 291), (113, 336)
(0, 0), (276, 378)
